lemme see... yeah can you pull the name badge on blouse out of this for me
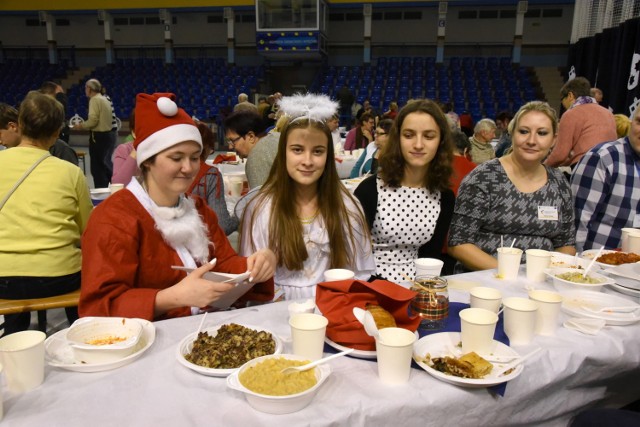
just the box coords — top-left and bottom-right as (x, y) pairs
(538, 206), (558, 221)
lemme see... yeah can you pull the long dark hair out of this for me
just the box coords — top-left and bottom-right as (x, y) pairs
(378, 99), (453, 192)
(242, 118), (370, 270)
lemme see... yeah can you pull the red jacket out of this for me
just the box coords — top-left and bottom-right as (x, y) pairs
(79, 189), (272, 320)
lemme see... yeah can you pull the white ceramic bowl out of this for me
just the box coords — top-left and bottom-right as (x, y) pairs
(66, 317), (143, 364)
(226, 354), (331, 414)
(544, 267), (614, 293)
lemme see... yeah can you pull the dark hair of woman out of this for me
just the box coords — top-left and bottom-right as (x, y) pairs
(195, 122), (216, 161)
(378, 98), (453, 192)
(242, 117), (370, 271)
(19, 91), (64, 141)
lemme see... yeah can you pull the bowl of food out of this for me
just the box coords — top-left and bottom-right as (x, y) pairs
(226, 354), (331, 414)
(66, 317), (144, 364)
(581, 249), (640, 269)
(544, 267), (614, 292)
(177, 323), (283, 377)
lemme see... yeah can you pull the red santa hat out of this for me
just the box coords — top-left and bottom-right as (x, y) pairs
(134, 93), (202, 166)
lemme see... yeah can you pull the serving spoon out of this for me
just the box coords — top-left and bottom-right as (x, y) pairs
(280, 349), (354, 374)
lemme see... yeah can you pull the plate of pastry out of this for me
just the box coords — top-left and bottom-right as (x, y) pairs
(413, 332), (524, 388)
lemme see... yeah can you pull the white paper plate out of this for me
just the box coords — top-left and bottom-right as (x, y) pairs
(324, 330), (421, 360)
(560, 290), (640, 325)
(412, 332), (523, 388)
(176, 324), (283, 377)
(45, 319), (155, 373)
(549, 252), (591, 269)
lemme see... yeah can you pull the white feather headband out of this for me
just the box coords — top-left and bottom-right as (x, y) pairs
(277, 93), (338, 124)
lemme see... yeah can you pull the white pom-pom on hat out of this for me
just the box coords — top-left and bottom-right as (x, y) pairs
(157, 96), (179, 116)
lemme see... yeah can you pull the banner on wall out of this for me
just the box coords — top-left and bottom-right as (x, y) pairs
(567, 17), (640, 117)
(256, 31), (320, 52)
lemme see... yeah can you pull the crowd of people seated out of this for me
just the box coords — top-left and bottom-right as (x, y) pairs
(0, 72), (636, 346)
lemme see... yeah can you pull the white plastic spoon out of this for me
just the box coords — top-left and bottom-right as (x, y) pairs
(362, 310), (381, 341)
(280, 349), (354, 374)
(582, 246), (604, 278)
(581, 305), (640, 314)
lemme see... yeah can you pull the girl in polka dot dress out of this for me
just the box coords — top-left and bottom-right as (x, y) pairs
(355, 99), (455, 284)
(240, 95), (376, 300)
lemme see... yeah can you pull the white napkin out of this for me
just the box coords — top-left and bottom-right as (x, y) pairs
(563, 317), (606, 335)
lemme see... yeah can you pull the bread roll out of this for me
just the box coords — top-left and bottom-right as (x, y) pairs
(365, 303), (397, 329)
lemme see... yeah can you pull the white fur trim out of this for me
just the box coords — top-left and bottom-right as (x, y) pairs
(136, 123), (203, 166)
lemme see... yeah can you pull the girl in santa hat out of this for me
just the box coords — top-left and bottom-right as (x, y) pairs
(80, 93), (276, 320)
(240, 94), (375, 300)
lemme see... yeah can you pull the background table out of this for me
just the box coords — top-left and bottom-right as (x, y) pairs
(4, 268), (640, 426)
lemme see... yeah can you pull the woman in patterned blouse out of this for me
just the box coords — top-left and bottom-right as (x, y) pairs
(448, 101), (576, 272)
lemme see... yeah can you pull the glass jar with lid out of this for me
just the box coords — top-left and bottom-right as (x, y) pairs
(409, 276), (449, 330)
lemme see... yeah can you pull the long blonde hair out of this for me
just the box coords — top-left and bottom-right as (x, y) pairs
(242, 118), (370, 270)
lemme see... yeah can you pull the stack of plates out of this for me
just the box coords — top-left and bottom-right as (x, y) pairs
(605, 263), (640, 297)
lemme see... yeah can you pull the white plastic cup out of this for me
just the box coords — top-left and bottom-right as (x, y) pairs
(528, 290), (563, 336)
(228, 178), (243, 197)
(375, 328), (416, 385)
(0, 362), (3, 421)
(459, 308), (499, 354)
(414, 258), (444, 278)
(109, 183), (124, 194)
(289, 313), (328, 361)
(469, 287), (502, 313)
(287, 299), (316, 318)
(503, 297), (538, 345)
(620, 228), (639, 252)
(627, 231), (640, 254)
(0, 330), (46, 394)
(323, 269), (355, 282)
(526, 249), (552, 282)
(497, 247), (523, 280)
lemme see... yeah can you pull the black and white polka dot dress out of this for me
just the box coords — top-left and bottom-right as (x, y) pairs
(372, 177), (441, 283)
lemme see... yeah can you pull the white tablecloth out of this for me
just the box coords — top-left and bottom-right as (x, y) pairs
(5, 268), (640, 426)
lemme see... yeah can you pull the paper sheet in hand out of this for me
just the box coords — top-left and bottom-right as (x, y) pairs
(171, 267), (253, 309)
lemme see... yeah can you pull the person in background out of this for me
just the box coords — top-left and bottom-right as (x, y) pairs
(80, 92), (276, 320)
(74, 78), (116, 188)
(590, 87), (604, 105)
(0, 92), (92, 335)
(450, 130), (476, 196)
(337, 86), (354, 125)
(240, 94), (375, 300)
(0, 103), (21, 149)
(257, 96), (269, 118)
(383, 101), (399, 120)
(188, 122), (238, 235)
(344, 112), (374, 151)
(571, 107), (640, 251)
(614, 114), (631, 138)
(40, 81), (70, 143)
(355, 99), (455, 283)
(233, 93), (258, 113)
(327, 114), (342, 150)
(545, 77), (617, 168)
(349, 118), (392, 178)
(449, 101), (576, 272)
(494, 110), (514, 157)
(468, 118), (497, 164)
(111, 110), (139, 185)
(223, 110), (279, 189)
(1, 100), (77, 165)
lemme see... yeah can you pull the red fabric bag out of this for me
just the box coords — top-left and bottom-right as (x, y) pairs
(315, 279), (420, 351)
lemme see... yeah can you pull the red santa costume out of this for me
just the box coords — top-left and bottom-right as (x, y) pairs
(79, 93), (272, 321)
